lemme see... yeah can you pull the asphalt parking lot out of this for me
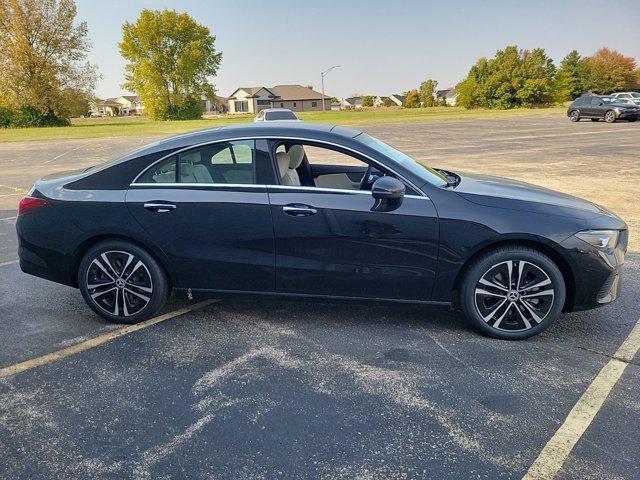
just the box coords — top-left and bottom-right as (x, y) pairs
(1, 115), (639, 479)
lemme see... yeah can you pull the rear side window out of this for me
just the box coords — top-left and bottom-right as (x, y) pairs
(178, 140), (255, 184)
(136, 155), (178, 183)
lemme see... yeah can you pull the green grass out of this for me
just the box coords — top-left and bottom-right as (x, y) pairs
(0, 106), (566, 143)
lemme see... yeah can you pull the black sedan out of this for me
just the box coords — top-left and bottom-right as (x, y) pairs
(16, 123), (627, 339)
(567, 95), (640, 122)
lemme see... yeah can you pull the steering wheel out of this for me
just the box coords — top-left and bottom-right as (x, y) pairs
(360, 165), (375, 190)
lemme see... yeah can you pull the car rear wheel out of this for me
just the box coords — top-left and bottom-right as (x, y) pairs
(78, 240), (169, 323)
(460, 246), (566, 339)
(569, 110), (580, 122)
(604, 110), (616, 123)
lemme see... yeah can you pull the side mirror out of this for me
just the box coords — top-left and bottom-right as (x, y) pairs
(372, 176), (405, 200)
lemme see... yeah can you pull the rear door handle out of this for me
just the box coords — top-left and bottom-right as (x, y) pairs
(282, 205), (318, 216)
(144, 202), (176, 213)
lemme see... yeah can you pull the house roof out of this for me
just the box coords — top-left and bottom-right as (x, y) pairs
(228, 84), (329, 101)
(119, 95), (140, 102)
(269, 85), (326, 101)
(342, 97), (362, 105)
(436, 88), (457, 99)
(389, 94), (405, 101)
(229, 86), (278, 99)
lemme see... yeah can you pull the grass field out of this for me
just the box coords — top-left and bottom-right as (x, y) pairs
(0, 106), (566, 143)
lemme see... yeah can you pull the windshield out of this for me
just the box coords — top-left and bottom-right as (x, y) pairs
(602, 97), (618, 103)
(266, 111), (297, 120)
(631, 93), (640, 99)
(357, 134), (448, 187)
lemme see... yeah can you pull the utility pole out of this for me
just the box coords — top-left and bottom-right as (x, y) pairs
(321, 65), (340, 111)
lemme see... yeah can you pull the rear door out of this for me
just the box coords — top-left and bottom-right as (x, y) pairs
(126, 139), (277, 292)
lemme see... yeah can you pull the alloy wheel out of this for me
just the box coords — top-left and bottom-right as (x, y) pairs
(474, 260), (555, 332)
(605, 111), (615, 123)
(85, 250), (153, 317)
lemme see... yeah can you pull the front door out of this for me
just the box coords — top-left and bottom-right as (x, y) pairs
(126, 139), (277, 292)
(268, 142), (439, 301)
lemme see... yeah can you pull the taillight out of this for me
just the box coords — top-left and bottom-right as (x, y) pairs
(18, 196), (48, 216)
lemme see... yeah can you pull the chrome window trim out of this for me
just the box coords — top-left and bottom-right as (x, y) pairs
(130, 135), (427, 196)
(131, 182), (429, 200)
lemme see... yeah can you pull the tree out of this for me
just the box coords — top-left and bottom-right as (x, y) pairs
(119, 9), (222, 120)
(361, 95), (374, 107)
(403, 89), (420, 108)
(0, 0), (98, 125)
(587, 48), (637, 93)
(456, 45), (556, 109)
(554, 50), (590, 101)
(419, 79), (438, 107)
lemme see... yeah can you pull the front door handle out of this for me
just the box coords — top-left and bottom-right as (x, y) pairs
(144, 202), (176, 213)
(282, 205), (318, 216)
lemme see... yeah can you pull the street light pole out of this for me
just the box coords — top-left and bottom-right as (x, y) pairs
(321, 65), (340, 112)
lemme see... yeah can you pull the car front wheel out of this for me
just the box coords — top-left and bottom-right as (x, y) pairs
(604, 110), (616, 123)
(460, 246), (566, 339)
(569, 110), (580, 122)
(78, 240), (169, 323)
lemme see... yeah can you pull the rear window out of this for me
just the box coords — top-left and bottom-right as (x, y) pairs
(265, 111), (297, 121)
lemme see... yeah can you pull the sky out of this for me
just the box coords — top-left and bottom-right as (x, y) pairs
(76, 0), (640, 99)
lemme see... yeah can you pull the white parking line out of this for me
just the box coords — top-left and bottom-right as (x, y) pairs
(0, 259), (18, 267)
(0, 216), (17, 221)
(0, 300), (218, 378)
(43, 141), (94, 165)
(523, 318), (640, 480)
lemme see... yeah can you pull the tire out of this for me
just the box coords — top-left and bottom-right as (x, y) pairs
(628, 118), (637, 122)
(604, 110), (616, 123)
(590, 118), (599, 122)
(460, 246), (566, 340)
(569, 110), (580, 122)
(78, 240), (169, 323)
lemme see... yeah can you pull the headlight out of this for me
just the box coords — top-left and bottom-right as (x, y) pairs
(575, 230), (619, 249)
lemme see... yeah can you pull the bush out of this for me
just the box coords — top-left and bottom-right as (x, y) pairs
(0, 106), (70, 128)
(0, 106), (13, 128)
(156, 97), (203, 121)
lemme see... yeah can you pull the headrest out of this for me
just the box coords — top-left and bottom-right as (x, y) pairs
(276, 151), (290, 178)
(288, 145), (305, 169)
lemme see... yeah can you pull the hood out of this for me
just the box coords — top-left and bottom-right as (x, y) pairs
(451, 172), (611, 219)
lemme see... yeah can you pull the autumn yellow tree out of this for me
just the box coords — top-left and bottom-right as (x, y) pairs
(119, 9), (222, 120)
(0, 0), (98, 126)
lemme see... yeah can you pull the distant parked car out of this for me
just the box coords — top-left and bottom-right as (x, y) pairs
(254, 108), (300, 122)
(610, 92), (640, 106)
(567, 96), (640, 123)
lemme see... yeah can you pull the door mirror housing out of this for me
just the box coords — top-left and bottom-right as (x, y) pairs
(372, 176), (405, 200)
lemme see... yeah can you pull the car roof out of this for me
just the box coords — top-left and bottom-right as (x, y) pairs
(112, 122), (364, 164)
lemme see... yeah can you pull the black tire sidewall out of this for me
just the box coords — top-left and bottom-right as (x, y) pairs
(78, 240), (168, 324)
(460, 247), (566, 340)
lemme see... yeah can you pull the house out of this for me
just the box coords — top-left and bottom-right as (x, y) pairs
(227, 84), (331, 114)
(90, 95), (144, 116)
(435, 88), (458, 106)
(373, 96), (389, 107)
(387, 94), (406, 107)
(201, 94), (228, 114)
(340, 97), (363, 109)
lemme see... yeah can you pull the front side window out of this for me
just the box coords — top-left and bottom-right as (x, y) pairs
(272, 141), (417, 194)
